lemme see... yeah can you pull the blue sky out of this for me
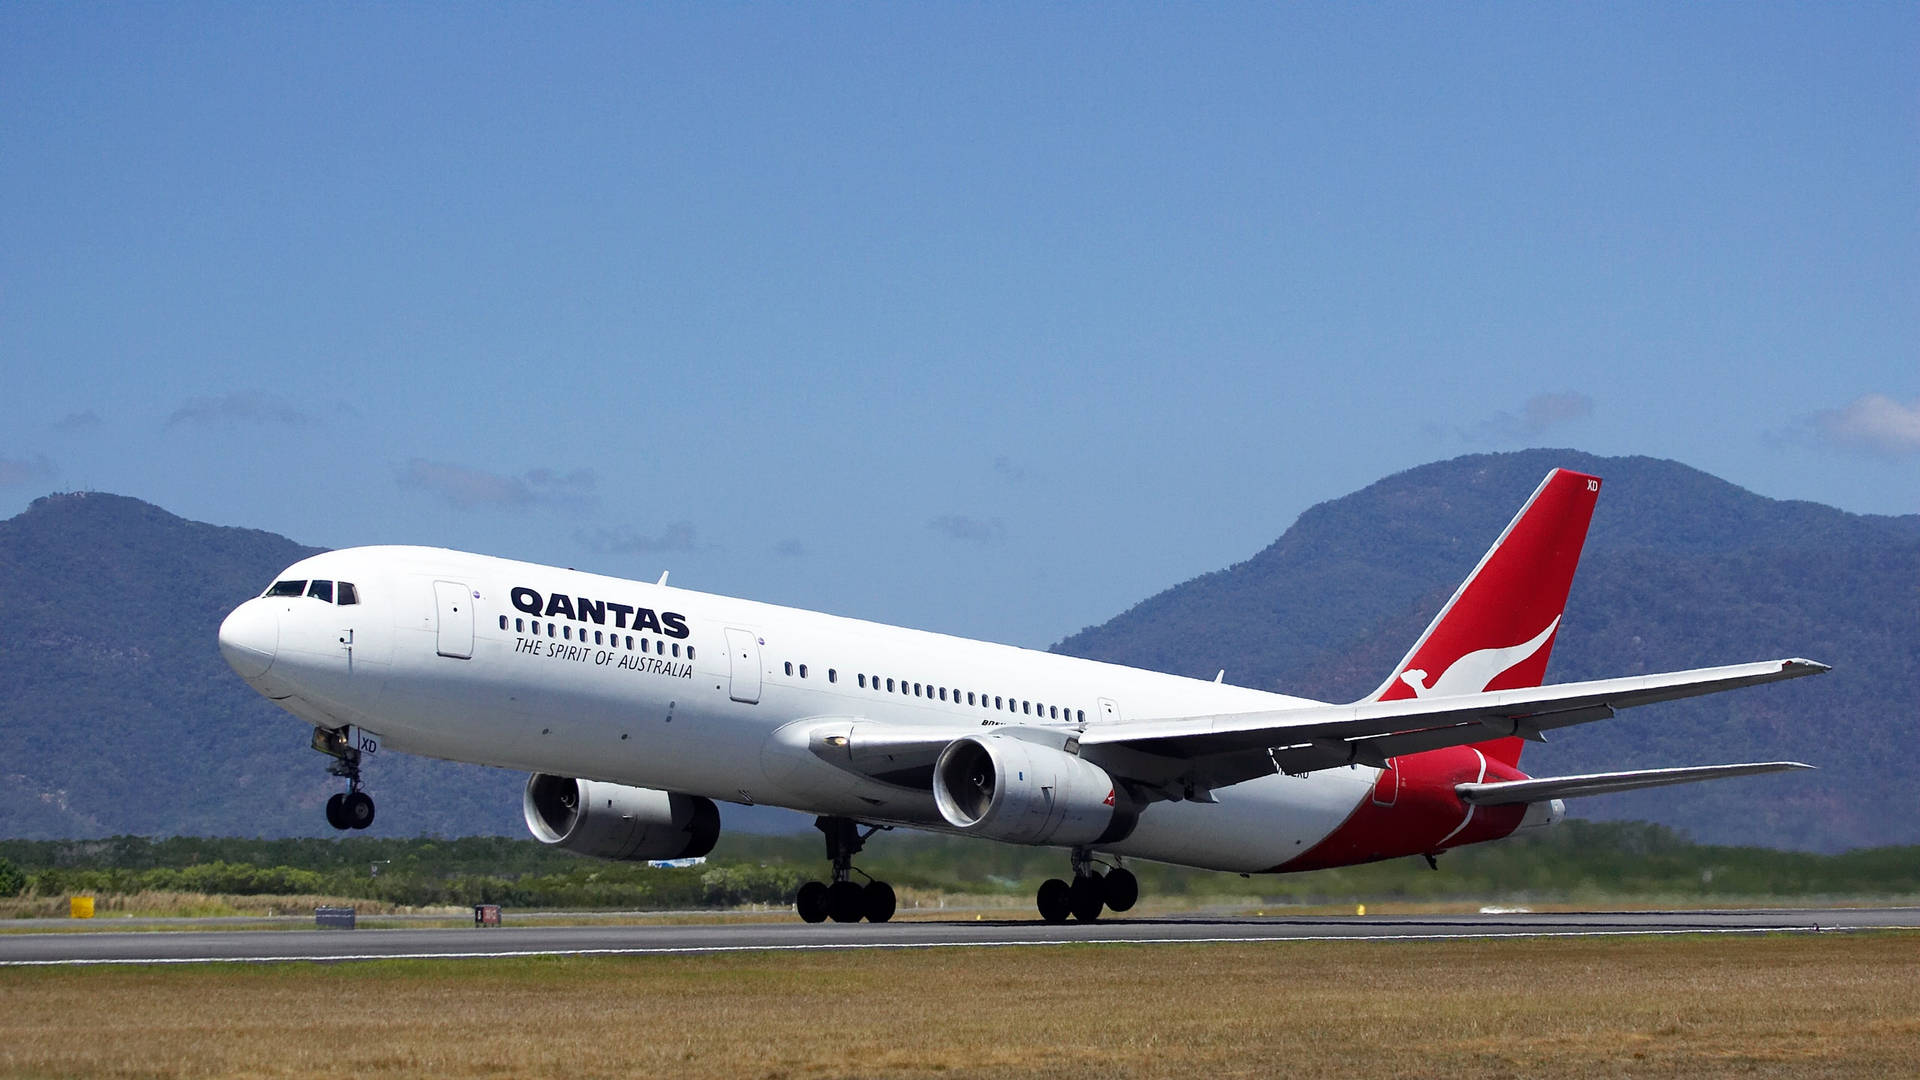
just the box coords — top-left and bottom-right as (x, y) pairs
(4, 5), (1915, 648)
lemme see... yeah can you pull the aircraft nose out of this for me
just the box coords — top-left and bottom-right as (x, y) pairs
(218, 600), (279, 680)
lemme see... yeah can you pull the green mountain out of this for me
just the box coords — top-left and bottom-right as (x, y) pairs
(1054, 450), (1920, 851)
(0, 493), (533, 837)
(1, 451), (1913, 852)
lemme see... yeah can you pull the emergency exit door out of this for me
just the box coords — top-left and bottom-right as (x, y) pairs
(724, 627), (761, 704)
(434, 581), (474, 659)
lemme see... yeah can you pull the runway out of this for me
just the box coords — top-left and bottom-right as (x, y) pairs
(2, 907), (1914, 967)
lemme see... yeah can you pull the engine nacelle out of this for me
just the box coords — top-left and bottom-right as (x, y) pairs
(522, 774), (720, 861)
(932, 735), (1137, 846)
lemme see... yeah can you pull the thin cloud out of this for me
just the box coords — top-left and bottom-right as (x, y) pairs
(992, 455), (1029, 483)
(1806, 394), (1920, 458)
(0, 454), (57, 487)
(773, 538), (808, 558)
(53, 410), (102, 433)
(929, 514), (1005, 544)
(577, 523), (706, 554)
(1475, 391), (1595, 442)
(396, 458), (597, 510)
(165, 391), (341, 429)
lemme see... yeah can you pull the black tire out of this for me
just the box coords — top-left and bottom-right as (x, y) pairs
(827, 880), (866, 923)
(325, 793), (350, 831)
(1103, 867), (1139, 913)
(344, 791), (376, 830)
(1069, 873), (1105, 922)
(863, 880), (896, 924)
(795, 881), (830, 923)
(1036, 878), (1072, 924)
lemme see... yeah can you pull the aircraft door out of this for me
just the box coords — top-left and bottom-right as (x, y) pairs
(433, 581), (475, 659)
(1371, 759), (1400, 806)
(724, 627), (761, 704)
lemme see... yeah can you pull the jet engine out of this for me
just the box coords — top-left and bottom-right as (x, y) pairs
(522, 774), (721, 861)
(932, 735), (1137, 846)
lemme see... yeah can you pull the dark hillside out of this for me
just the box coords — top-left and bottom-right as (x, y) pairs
(2, 452), (1913, 853)
(0, 493), (531, 838)
(1055, 451), (1920, 851)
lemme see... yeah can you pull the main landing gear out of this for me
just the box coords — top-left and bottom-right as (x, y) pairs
(312, 726), (376, 831)
(1035, 848), (1138, 923)
(794, 816), (896, 924)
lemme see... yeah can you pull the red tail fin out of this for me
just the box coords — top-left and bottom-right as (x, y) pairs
(1366, 469), (1601, 767)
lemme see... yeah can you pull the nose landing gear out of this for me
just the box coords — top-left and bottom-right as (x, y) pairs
(313, 726), (376, 831)
(795, 816), (895, 923)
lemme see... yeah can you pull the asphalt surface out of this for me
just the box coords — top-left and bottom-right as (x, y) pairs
(2, 908), (1914, 966)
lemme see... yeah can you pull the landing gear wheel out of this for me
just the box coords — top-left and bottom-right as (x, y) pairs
(1036, 878), (1072, 924)
(863, 880), (896, 924)
(795, 881), (830, 924)
(1102, 867), (1139, 913)
(324, 793), (350, 831)
(827, 880), (866, 923)
(343, 790), (376, 830)
(1069, 873), (1105, 922)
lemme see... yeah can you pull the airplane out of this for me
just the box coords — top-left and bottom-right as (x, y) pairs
(217, 468), (1824, 923)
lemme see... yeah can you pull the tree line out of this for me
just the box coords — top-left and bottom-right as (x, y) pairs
(2, 820), (1915, 910)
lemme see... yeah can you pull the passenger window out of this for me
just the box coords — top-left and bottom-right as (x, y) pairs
(1077, 710), (1085, 723)
(265, 580), (305, 598)
(1023, 701), (1031, 715)
(594, 631), (603, 645)
(687, 646), (695, 660)
(547, 623), (555, 637)
(307, 580), (334, 603)
(858, 674), (867, 689)
(828, 669), (836, 683)
(1050, 706), (1059, 719)
(886, 678), (895, 692)
(337, 582), (358, 605)
(515, 618), (524, 633)
(563, 625), (572, 640)
(995, 696), (1003, 709)
(626, 636), (635, 650)
(785, 662), (793, 676)
(498, 615), (508, 630)
(798, 663), (806, 678)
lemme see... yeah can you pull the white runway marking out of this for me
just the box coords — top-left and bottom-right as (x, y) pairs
(4, 923), (1900, 968)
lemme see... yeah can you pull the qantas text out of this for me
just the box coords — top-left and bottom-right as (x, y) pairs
(510, 587), (690, 638)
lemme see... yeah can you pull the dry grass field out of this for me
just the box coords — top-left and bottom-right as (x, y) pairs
(2, 931), (1916, 1078)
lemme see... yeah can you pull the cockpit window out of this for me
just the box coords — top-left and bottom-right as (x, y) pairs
(307, 580), (334, 603)
(337, 582), (359, 605)
(265, 580), (306, 598)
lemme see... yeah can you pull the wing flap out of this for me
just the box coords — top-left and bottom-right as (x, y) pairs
(1456, 762), (1815, 805)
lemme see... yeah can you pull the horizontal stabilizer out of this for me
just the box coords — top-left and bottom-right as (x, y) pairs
(1455, 761), (1814, 806)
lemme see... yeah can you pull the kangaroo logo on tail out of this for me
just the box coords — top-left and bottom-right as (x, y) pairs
(1397, 617), (1560, 699)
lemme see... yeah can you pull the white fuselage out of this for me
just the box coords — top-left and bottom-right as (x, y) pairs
(228, 545), (1386, 872)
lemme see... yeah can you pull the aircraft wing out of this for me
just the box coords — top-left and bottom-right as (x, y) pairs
(1074, 658), (1828, 794)
(1455, 761), (1814, 805)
